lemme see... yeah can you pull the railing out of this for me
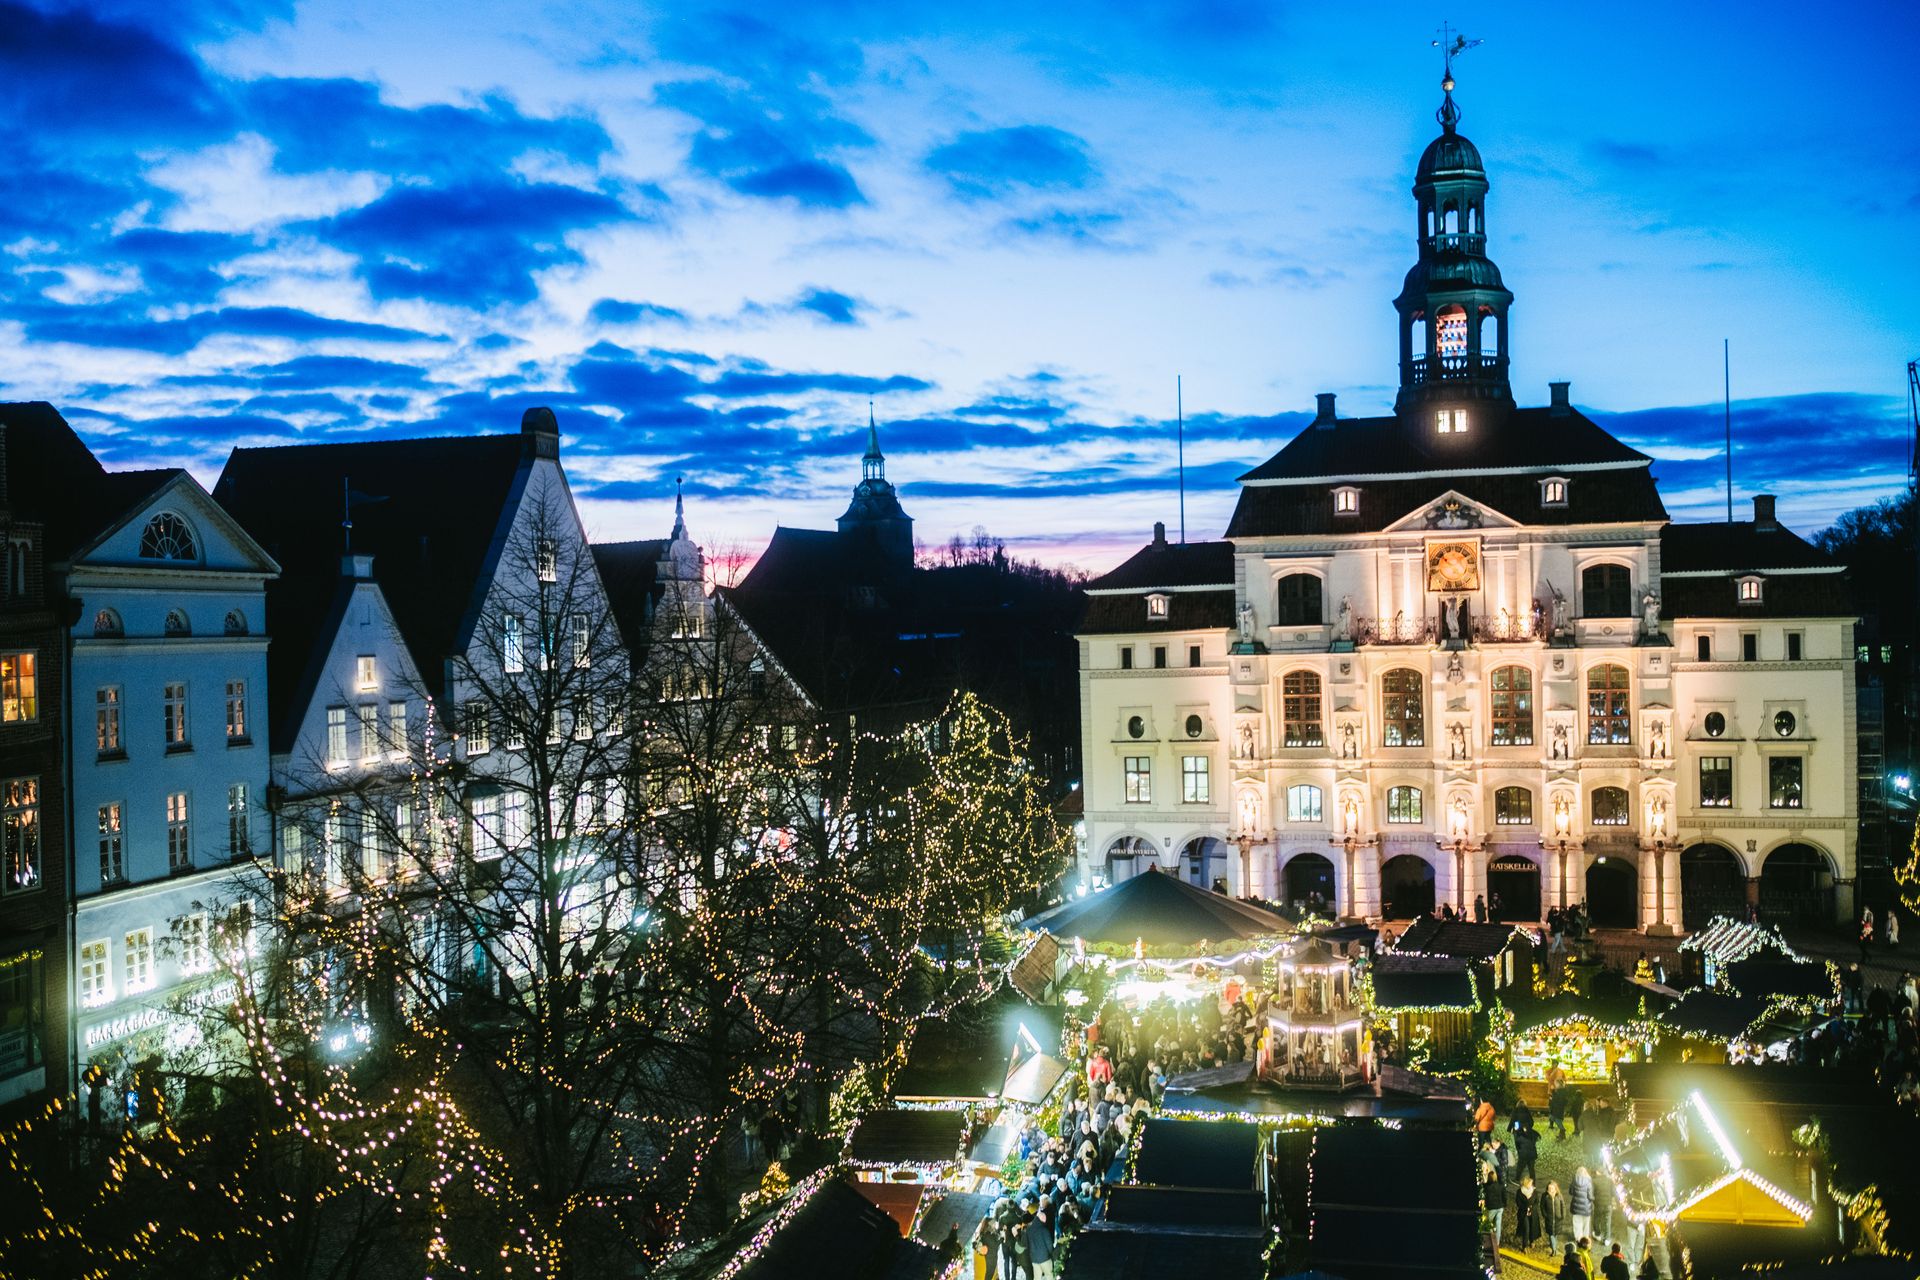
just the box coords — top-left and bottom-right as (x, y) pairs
(1406, 353), (1507, 386)
(1275, 1063), (1364, 1089)
(1472, 611), (1548, 643)
(1353, 614), (1435, 646)
(1425, 232), (1487, 255)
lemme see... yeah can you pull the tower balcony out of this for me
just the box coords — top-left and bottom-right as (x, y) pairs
(1405, 352), (1508, 386)
(1423, 231), (1487, 256)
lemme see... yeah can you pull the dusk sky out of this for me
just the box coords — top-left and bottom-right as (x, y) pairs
(4, 0), (1915, 570)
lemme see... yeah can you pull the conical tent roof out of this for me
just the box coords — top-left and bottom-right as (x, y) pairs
(1022, 866), (1292, 948)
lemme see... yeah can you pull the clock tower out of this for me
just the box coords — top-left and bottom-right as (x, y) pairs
(1393, 66), (1514, 437)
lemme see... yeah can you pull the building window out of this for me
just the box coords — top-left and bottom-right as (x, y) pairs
(1153, 645), (1167, 669)
(536, 538), (558, 583)
(177, 913), (210, 975)
(166, 792), (191, 871)
(1581, 564), (1633, 618)
(1737, 576), (1764, 604)
(1382, 669), (1425, 747)
(358, 704), (380, 762)
(1123, 757), (1151, 804)
(1586, 664), (1631, 745)
(1282, 670), (1324, 747)
(572, 614), (591, 667)
(5, 535), (27, 596)
(1181, 756), (1210, 804)
(1494, 786), (1533, 825)
(1185, 714), (1204, 738)
(1704, 711), (1726, 738)
(1333, 487), (1359, 515)
(1540, 478), (1568, 507)
(124, 928), (155, 994)
(1146, 594), (1169, 619)
(1858, 644), (1871, 663)
(96, 687), (122, 756)
(1288, 784), (1323, 823)
(1696, 634), (1712, 662)
(138, 512), (197, 561)
(1275, 574), (1323, 626)
(326, 706), (349, 766)
(93, 608), (122, 637)
(1769, 757), (1803, 809)
(503, 615), (524, 673)
(389, 701), (408, 752)
(1786, 632), (1803, 662)
(225, 680), (247, 743)
(1435, 408), (1468, 434)
(1387, 786), (1423, 824)
(1742, 632), (1759, 662)
(1773, 709), (1797, 738)
(465, 703), (491, 755)
(80, 940), (111, 1006)
(99, 803), (124, 884)
(1591, 786), (1630, 826)
(1489, 666), (1534, 746)
(1119, 647), (1133, 670)
(1188, 645), (1202, 667)
(0, 653), (36, 722)
(227, 784), (250, 857)
(355, 656), (378, 690)
(224, 609), (248, 636)
(471, 794), (504, 860)
(394, 801), (416, 874)
(1700, 757), (1732, 807)
(163, 682), (189, 749)
(164, 608), (191, 637)
(2, 778), (39, 893)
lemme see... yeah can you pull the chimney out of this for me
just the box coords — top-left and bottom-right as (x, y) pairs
(1314, 392), (1338, 427)
(1752, 494), (1778, 531)
(342, 553), (375, 580)
(1549, 381), (1570, 416)
(521, 405), (560, 460)
(1152, 521), (1167, 546)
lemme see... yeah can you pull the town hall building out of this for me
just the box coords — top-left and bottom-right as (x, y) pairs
(1076, 80), (1857, 934)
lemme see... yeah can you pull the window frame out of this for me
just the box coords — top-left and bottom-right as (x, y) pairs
(1, 776), (40, 894)
(1381, 668), (1425, 747)
(227, 783), (250, 858)
(1180, 755), (1210, 805)
(0, 651), (37, 723)
(326, 705), (349, 766)
(1494, 786), (1534, 825)
(123, 927), (155, 994)
(1768, 756), (1804, 810)
(163, 681), (189, 749)
(96, 685), (123, 757)
(224, 679), (248, 744)
(1123, 756), (1152, 804)
(1333, 487), (1360, 515)
(1699, 756), (1733, 808)
(1386, 785), (1424, 824)
(1282, 670), (1324, 748)
(1489, 665), (1534, 746)
(98, 801), (125, 885)
(1585, 664), (1632, 745)
(1274, 573), (1324, 627)
(166, 791), (191, 872)
(1590, 786), (1631, 827)
(80, 939), (112, 1007)
(1580, 563), (1634, 619)
(1287, 784), (1323, 824)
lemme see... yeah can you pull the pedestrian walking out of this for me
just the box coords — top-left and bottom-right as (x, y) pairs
(1482, 1160), (1505, 1244)
(1890, 912), (1901, 951)
(1568, 1086), (1587, 1137)
(1601, 1242), (1631, 1280)
(1557, 1244), (1586, 1280)
(1862, 915), (1875, 965)
(1570, 1167), (1595, 1248)
(1515, 1175), (1539, 1249)
(1542, 1179), (1568, 1256)
(1028, 1201), (1056, 1280)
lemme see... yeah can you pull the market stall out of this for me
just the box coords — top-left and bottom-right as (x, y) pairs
(1502, 996), (1650, 1105)
(1362, 953), (1477, 1071)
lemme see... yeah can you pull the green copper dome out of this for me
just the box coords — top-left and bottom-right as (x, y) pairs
(1416, 130), (1485, 185)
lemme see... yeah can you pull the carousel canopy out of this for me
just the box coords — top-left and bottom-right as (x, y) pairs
(1020, 866), (1292, 947)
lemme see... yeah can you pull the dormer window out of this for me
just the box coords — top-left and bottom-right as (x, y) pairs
(1146, 593), (1169, 619)
(1333, 487), (1359, 515)
(1737, 575), (1764, 605)
(138, 512), (197, 561)
(1436, 409), (1468, 435)
(1540, 477), (1568, 507)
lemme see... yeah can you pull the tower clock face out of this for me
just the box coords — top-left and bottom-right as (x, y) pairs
(1425, 539), (1481, 592)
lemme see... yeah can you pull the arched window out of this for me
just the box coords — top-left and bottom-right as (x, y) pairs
(1282, 671), (1323, 747)
(1479, 309), (1499, 357)
(1494, 786), (1533, 825)
(1581, 563), (1632, 618)
(92, 608), (122, 637)
(1490, 665), (1533, 746)
(139, 512), (197, 561)
(1287, 784), (1323, 823)
(1387, 786), (1423, 824)
(224, 609), (248, 636)
(1275, 574), (1322, 627)
(1436, 304), (1468, 358)
(1591, 786), (1631, 826)
(1381, 669), (1424, 747)
(1586, 664), (1631, 744)
(164, 609), (191, 637)
(1411, 316), (1428, 359)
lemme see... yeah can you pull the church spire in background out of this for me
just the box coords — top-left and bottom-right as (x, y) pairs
(863, 400), (885, 482)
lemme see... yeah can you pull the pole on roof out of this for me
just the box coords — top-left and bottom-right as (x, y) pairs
(341, 475), (352, 555)
(1723, 339), (1733, 523)
(1177, 375), (1186, 544)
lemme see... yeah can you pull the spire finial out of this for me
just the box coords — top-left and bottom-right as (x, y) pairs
(862, 402), (885, 482)
(1431, 23), (1481, 133)
(671, 475), (687, 539)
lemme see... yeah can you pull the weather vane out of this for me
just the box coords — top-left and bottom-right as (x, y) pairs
(1431, 22), (1482, 130)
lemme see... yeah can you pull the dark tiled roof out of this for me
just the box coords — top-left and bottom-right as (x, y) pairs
(845, 1109), (966, 1167)
(1226, 465), (1667, 537)
(1132, 1118), (1261, 1191)
(591, 539), (668, 650)
(739, 525), (905, 595)
(1077, 590), (1235, 636)
(1367, 954), (1476, 1010)
(215, 434), (528, 705)
(1061, 1227), (1267, 1279)
(1020, 866), (1292, 947)
(734, 1179), (909, 1280)
(1656, 990), (1768, 1041)
(1662, 520), (1834, 572)
(1720, 957), (1836, 1001)
(0, 402), (123, 557)
(1660, 521), (1849, 619)
(1308, 1127), (1481, 1280)
(1393, 916), (1528, 960)
(1085, 539), (1234, 591)
(1237, 406), (1651, 483)
(1101, 1186), (1265, 1230)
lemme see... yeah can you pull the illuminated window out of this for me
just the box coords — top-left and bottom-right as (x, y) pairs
(1591, 786), (1630, 826)
(1382, 669), (1425, 747)
(163, 682), (189, 748)
(225, 680), (247, 743)
(2, 778), (40, 893)
(536, 538), (558, 583)
(1769, 757), (1803, 809)
(1540, 478), (1568, 506)
(1436, 409), (1468, 434)
(98, 803), (124, 884)
(327, 706), (349, 765)
(1490, 666), (1534, 746)
(572, 613), (591, 667)
(1123, 757), (1151, 804)
(92, 608), (122, 637)
(227, 784), (250, 857)
(178, 914), (210, 975)
(358, 704), (380, 762)
(80, 940), (111, 1006)
(1287, 784), (1323, 823)
(1387, 786), (1423, 824)
(1333, 487), (1359, 515)
(1436, 305), (1467, 357)
(0, 652), (36, 722)
(465, 703), (491, 755)
(1146, 594), (1169, 619)
(471, 794), (503, 860)
(356, 656), (378, 690)
(1495, 786), (1533, 825)
(124, 928), (154, 994)
(166, 792), (191, 871)
(1737, 575), (1764, 604)
(502, 615), (523, 673)
(1282, 670), (1323, 747)
(96, 687), (122, 756)
(1181, 756), (1210, 804)
(389, 701), (408, 751)
(1700, 757), (1732, 807)
(1586, 664), (1631, 744)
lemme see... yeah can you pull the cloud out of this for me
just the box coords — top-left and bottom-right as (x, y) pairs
(0, 1), (230, 145)
(309, 177), (632, 308)
(231, 355), (437, 391)
(998, 206), (1131, 248)
(925, 125), (1096, 200)
(588, 298), (689, 326)
(790, 286), (865, 325)
(20, 303), (435, 354)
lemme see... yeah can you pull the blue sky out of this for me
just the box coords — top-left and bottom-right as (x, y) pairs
(3, 0), (1914, 569)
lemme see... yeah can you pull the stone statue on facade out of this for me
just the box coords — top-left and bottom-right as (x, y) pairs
(1237, 721), (1255, 759)
(1335, 596), (1353, 641)
(1640, 590), (1662, 639)
(1648, 794), (1669, 840)
(1237, 790), (1261, 833)
(1448, 722), (1467, 761)
(1550, 723), (1570, 761)
(1339, 722), (1358, 759)
(1530, 597), (1545, 638)
(1649, 718), (1668, 760)
(1446, 652), (1465, 685)
(1550, 586), (1569, 635)
(1237, 600), (1256, 642)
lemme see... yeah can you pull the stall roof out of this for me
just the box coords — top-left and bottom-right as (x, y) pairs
(846, 1110), (967, 1167)
(1508, 993), (1646, 1035)
(1679, 916), (1800, 965)
(1020, 866), (1293, 947)
(1307, 1127), (1481, 1280)
(1104, 1186), (1266, 1231)
(1367, 954), (1476, 1010)
(1061, 1225), (1267, 1279)
(1002, 1052), (1069, 1107)
(1721, 956), (1837, 1001)
(663, 1178), (930, 1280)
(1605, 1089), (1811, 1228)
(1133, 1118), (1262, 1191)
(1658, 990), (1771, 1042)
(1393, 916), (1530, 961)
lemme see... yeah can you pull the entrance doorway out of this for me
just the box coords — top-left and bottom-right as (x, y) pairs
(1183, 836), (1229, 892)
(1759, 843), (1834, 926)
(1380, 854), (1437, 920)
(1106, 835), (1153, 885)
(1680, 844), (1746, 930)
(1586, 857), (1638, 928)
(1284, 853), (1337, 916)
(1486, 854), (1542, 922)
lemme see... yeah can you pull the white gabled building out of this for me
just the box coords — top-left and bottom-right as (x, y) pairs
(1076, 84), (1857, 935)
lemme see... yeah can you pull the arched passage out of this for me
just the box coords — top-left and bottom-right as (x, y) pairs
(1106, 835), (1154, 884)
(1380, 854), (1436, 921)
(1586, 856), (1638, 929)
(1680, 843), (1747, 931)
(1487, 854), (1541, 922)
(1759, 843), (1834, 926)
(1283, 852), (1336, 915)
(1182, 836), (1230, 893)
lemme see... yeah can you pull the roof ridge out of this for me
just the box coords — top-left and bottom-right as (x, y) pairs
(228, 431), (519, 455)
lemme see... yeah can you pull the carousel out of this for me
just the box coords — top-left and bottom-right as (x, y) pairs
(1261, 938), (1368, 1090)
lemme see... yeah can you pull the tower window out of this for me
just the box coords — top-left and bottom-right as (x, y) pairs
(1540, 478), (1568, 507)
(1436, 305), (1468, 358)
(1333, 487), (1359, 515)
(1436, 409), (1468, 434)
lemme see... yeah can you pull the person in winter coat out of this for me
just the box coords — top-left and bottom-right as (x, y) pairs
(1570, 1167), (1595, 1248)
(1567, 1087), (1588, 1136)
(1515, 1118), (1541, 1183)
(979, 1214), (1002, 1280)
(1514, 1175), (1539, 1249)
(1541, 1179), (1569, 1256)
(1600, 1242), (1632, 1280)
(1556, 1244), (1586, 1280)
(1027, 1202), (1056, 1280)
